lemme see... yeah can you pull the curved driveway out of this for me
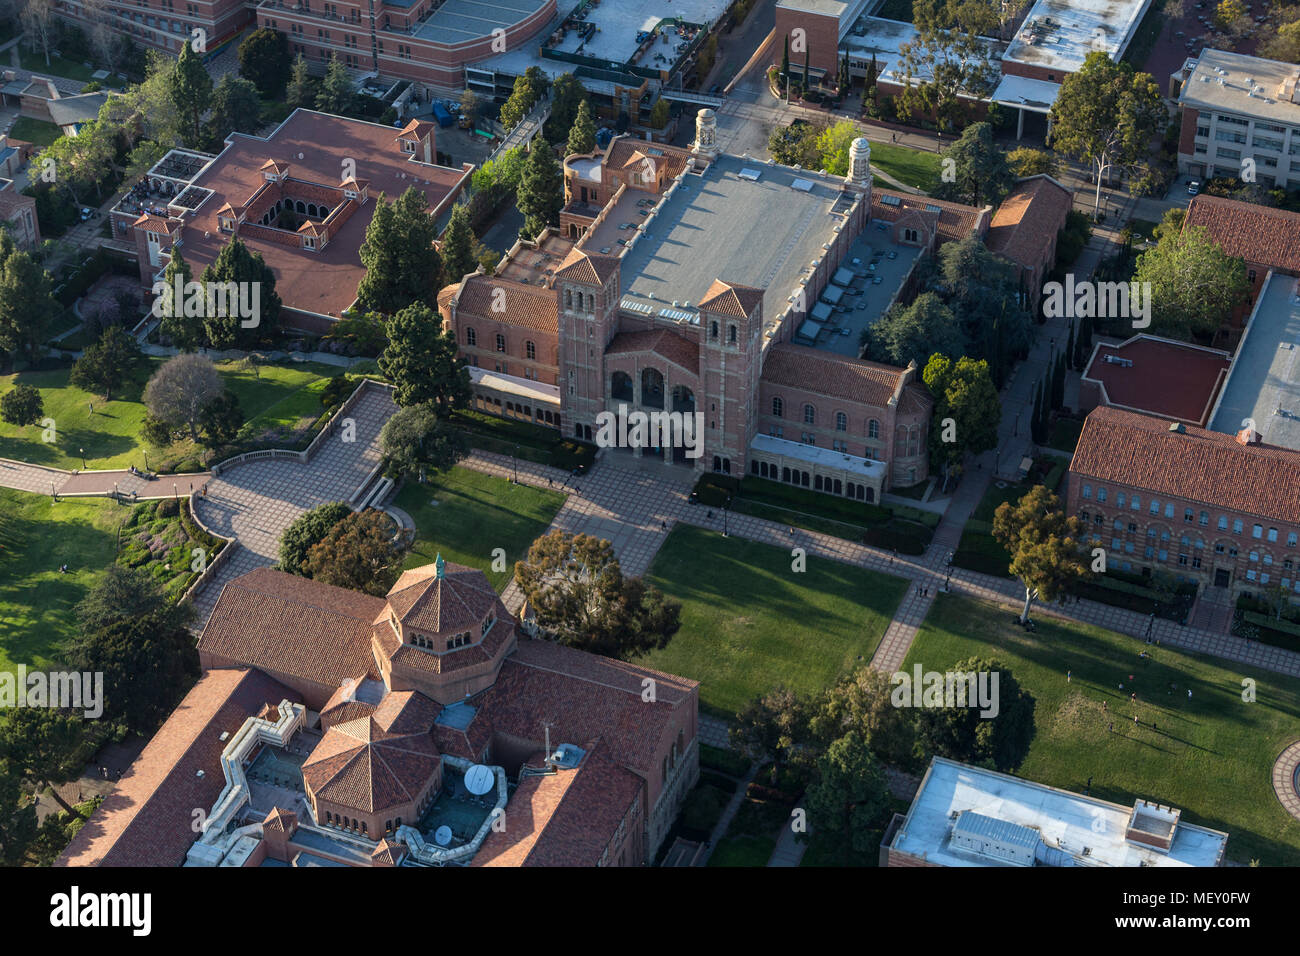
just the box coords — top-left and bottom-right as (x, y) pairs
(190, 385), (397, 624)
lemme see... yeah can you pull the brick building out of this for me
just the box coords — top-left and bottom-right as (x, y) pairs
(108, 110), (471, 331)
(984, 174), (1072, 313)
(0, 187), (41, 250)
(54, 0), (253, 55)
(438, 116), (965, 497)
(60, 557), (700, 867)
(1067, 405), (1300, 600)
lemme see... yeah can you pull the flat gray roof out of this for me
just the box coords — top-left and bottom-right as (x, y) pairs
(891, 757), (1228, 868)
(412, 0), (549, 43)
(620, 155), (854, 327)
(1178, 48), (1300, 129)
(1210, 271), (1300, 451)
(799, 220), (918, 357)
(1003, 0), (1153, 74)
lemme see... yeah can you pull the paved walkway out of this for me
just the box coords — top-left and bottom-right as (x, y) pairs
(0, 458), (211, 499)
(1272, 741), (1300, 824)
(189, 386), (396, 624)
(695, 761), (760, 867)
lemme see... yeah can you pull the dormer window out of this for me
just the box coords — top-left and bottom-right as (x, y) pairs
(480, 613), (496, 638)
(303, 236), (315, 249)
(219, 216), (234, 232)
(402, 139), (416, 154)
(344, 189), (357, 199)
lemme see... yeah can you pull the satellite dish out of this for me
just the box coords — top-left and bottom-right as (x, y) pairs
(464, 764), (494, 795)
(433, 825), (453, 847)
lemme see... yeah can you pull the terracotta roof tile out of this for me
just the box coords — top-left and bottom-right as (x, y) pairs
(763, 343), (912, 408)
(1070, 406), (1300, 524)
(385, 561), (499, 634)
(301, 714), (440, 813)
(454, 274), (557, 333)
(699, 279), (765, 318)
(871, 189), (987, 243)
(1184, 195), (1300, 274)
(606, 137), (691, 180)
(556, 247), (620, 285)
(605, 328), (699, 374)
(986, 176), (1073, 270)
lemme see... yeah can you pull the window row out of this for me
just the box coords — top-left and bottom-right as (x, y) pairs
(770, 396), (880, 438)
(751, 458), (876, 502)
(1080, 487), (1296, 544)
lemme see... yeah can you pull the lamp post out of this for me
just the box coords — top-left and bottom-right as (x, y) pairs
(143, 450), (149, 472)
(79, 447), (86, 469)
(723, 495), (731, 537)
(512, 445), (519, 484)
(173, 483), (178, 501)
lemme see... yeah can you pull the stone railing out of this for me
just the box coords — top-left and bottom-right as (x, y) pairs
(210, 378), (393, 477)
(181, 495), (239, 606)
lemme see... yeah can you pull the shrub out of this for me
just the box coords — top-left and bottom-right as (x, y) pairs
(157, 498), (179, 518)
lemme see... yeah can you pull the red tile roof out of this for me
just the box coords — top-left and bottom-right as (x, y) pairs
(55, 669), (299, 867)
(1070, 406), (1300, 524)
(1184, 195), (1300, 274)
(556, 247), (620, 285)
(198, 567), (386, 692)
(1082, 335), (1231, 426)
(699, 278), (765, 319)
(385, 561), (499, 635)
(605, 328), (700, 374)
(453, 274), (558, 333)
(176, 110), (469, 319)
(301, 714), (440, 813)
(763, 343), (917, 409)
(986, 176), (1073, 270)
(871, 189), (987, 243)
(606, 137), (691, 181)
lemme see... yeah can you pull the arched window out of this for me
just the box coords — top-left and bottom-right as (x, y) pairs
(495, 333), (506, 352)
(728, 324), (738, 344)
(565, 289), (572, 310)
(803, 404), (815, 425)
(710, 320), (719, 340)
(465, 327), (476, 346)
(526, 340), (536, 360)
(868, 419), (879, 439)
(611, 371), (633, 401)
(835, 411), (847, 432)
(772, 396), (783, 418)
(641, 368), (665, 409)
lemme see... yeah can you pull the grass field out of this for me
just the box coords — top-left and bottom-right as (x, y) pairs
(396, 467), (565, 592)
(18, 48), (98, 83)
(904, 593), (1300, 866)
(0, 489), (121, 671)
(9, 116), (61, 149)
(643, 526), (909, 716)
(0, 360), (340, 471)
(867, 140), (943, 193)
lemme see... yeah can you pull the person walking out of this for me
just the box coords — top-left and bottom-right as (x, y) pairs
(1067, 669), (1071, 683)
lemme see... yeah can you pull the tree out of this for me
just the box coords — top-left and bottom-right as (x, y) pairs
(157, 249), (203, 351)
(767, 121), (821, 168)
(378, 302), (471, 412)
(546, 72), (586, 144)
(1049, 52), (1164, 218)
(440, 205), (478, 289)
(357, 188), (441, 314)
(1215, 0), (1247, 30)
(915, 656), (1036, 771)
(459, 89), (482, 129)
(65, 565), (198, 734)
(931, 235), (1032, 381)
(896, 0), (1001, 129)
(650, 97), (670, 130)
(144, 352), (223, 442)
(730, 686), (812, 784)
(804, 732), (890, 861)
(0, 709), (94, 818)
(516, 142), (563, 241)
(278, 501), (352, 575)
(238, 27), (291, 98)
(1051, 352), (1066, 411)
(206, 74), (263, 145)
(808, 666), (916, 767)
(838, 51), (850, 94)
(1260, 18), (1300, 63)
(316, 55), (356, 115)
(378, 402), (469, 480)
(567, 99), (597, 156)
(0, 762), (38, 866)
(499, 67), (547, 129)
(922, 354), (1001, 487)
(816, 120), (862, 175)
(285, 53), (314, 109)
(935, 122), (1014, 207)
(20, 0), (55, 68)
(993, 484), (1089, 623)
(303, 509), (410, 596)
(199, 389), (243, 446)
(864, 291), (964, 369)
(170, 39), (213, 147)
(1132, 225), (1251, 340)
(1006, 146), (1059, 178)
(0, 241), (57, 365)
(514, 530), (682, 661)
(198, 235), (282, 349)
(69, 326), (142, 402)
(781, 33), (790, 80)
(0, 383), (42, 427)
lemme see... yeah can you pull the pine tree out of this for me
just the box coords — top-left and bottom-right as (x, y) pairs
(803, 47), (810, 93)
(286, 53), (312, 109)
(170, 40), (213, 147)
(781, 35), (790, 80)
(316, 55), (356, 116)
(649, 97), (670, 130)
(157, 250), (202, 352)
(567, 99), (596, 156)
(440, 204), (478, 289)
(357, 187), (442, 314)
(198, 236), (282, 349)
(378, 302), (472, 414)
(517, 142), (563, 241)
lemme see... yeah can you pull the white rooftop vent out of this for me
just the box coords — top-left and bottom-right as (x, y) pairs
(791, 178), (814, 192)
(219, 731), (229, 741)
(738, 168), (762, 181)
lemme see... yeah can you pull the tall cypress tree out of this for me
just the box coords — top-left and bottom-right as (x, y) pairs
(1065, 320), (1076, 371)
(803, 47), (810, 92)
(781, 35), (790, 79)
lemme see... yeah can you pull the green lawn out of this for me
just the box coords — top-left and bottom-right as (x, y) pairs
(643, 525), (909, 716)
(904, 593), (1300, 866)
(0, 489), (122, 671)
(9, 116), (61, 149)
(706, 797), (788, 867)
(0, 359), (339, 471)
(866, 140), (943, 193)
(18, 48), (98, 84)
(396, 466), (565, 592)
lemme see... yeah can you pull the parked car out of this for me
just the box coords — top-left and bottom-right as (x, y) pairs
(1188, 179), (1201, 195)
(79, 207), (94, 222)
